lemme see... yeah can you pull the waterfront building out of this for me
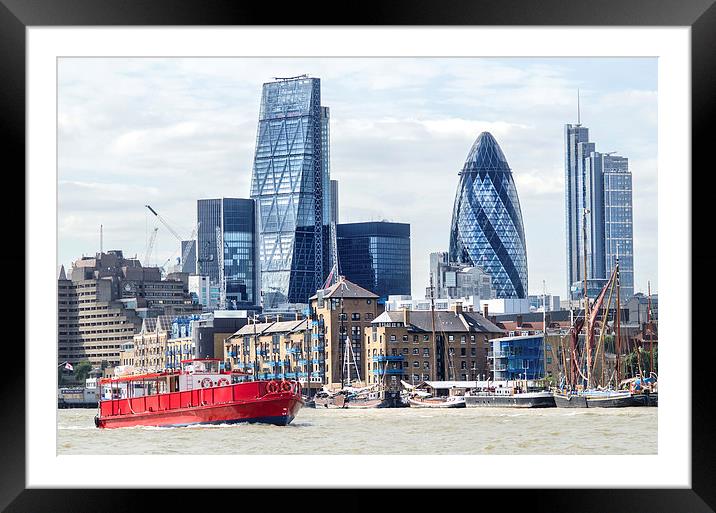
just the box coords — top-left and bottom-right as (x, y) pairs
(58, 267), (143, 367)
(58, 250), (202, 368)
(336, 221), (411, 299)
(449, 132), (528, 299)
(310, 277), (384, 388)
(366, 303), (504, 393)
(196, 198), (259, 310)
(427, 251), (495, 301)
(490, 334), (546, 381)
(132, 316), (173, 373)
(224, 317), (324, 394)
(250, 75), (332, 309)
(565, 120), (634, 299)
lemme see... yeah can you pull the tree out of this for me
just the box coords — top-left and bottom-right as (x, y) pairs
(623, 346), (658, 377)
(73, 361), (93, 383)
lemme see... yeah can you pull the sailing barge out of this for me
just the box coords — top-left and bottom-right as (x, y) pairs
(95, 359), (304, 428)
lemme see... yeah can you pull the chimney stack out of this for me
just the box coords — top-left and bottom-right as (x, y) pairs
(402, 307), (410, 326)
(451, 302), (463, 315)
(483, 304), (489, 318)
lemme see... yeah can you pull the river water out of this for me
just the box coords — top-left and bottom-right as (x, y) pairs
(57, 407), (656, 455)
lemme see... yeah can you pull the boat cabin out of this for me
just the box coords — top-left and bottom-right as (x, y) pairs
(99, 358), (245, 401)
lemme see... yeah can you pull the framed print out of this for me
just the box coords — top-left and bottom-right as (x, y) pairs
(4, 0), (714, 511)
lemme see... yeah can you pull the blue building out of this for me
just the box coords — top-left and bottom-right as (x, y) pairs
(336, 221), (411, 299)
(565, 120), (634, 299)
(196, 198), (259, 309)
(491, 334), (545, 381)
(250, 75), (331, 308)
(449, 132), (528, 299)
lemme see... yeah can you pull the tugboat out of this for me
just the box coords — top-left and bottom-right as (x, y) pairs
(94, 358), (304, 428)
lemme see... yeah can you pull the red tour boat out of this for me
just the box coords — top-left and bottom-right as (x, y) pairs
(95, 359), (304, 428)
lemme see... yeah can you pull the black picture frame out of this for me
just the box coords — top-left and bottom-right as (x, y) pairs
(3, 0), (711, 511)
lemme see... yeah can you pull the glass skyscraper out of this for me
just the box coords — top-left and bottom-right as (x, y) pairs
(565, 122), (634, 299)
(250, 75), (331, 308)
(196, 198), (259, 309)
(448, 132), (528, 299)
(336, 221), (411, 299)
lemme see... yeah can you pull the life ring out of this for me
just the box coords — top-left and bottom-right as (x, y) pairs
(281, 381), (292, 393)
(266, 381), (279, 394)
(201, 377), (213, 388)
(217, 377), (230, 387)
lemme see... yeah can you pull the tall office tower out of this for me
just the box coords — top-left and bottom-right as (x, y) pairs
(565, 122), (591, 295)
(250, 75), (330, 308)
(196, 198), (259, 309)
(565, 118), (634, 299)
(600, 153), (634, 298)
(336, 221), (411, 299)
(449, 132), (528, 299)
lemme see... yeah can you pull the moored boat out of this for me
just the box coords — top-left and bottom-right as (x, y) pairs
(552, 388), (641, 408)
(465, 386), (555, 408)
(408, 394), (466, 408)
(95, 358), (304, 428)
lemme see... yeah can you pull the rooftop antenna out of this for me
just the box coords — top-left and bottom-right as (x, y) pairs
(100, 224), (103, 254)
(577, 89), (581, 125)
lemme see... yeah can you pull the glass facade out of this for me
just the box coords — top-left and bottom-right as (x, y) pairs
(602, 155), (634, 298)
(250, 76), (331, 308)
(564, 124), (590, 294)
(565, 122), (634, 299)
(197, 198), (258, 309)
(449, 132), (528, 299)
(336, 222), (411, 299)
(491, 335), (545, 380)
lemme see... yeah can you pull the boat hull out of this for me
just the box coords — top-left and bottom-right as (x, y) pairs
(553, 391), (643, 408)
(96, 393), (303, 428)
(465, 393), (555, 408)
(408, 398), (466, 408)
(96, 380), (304, 428)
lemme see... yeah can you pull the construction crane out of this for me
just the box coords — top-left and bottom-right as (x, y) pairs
(145, 204), (198, 272)
(144, 227), (159, 267)
(215, 225), (226, 309)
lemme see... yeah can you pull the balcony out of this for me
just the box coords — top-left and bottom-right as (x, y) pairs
(313, 345), (325, 352)
(372, 368), (403, 375)
(372, 355), (404, 362)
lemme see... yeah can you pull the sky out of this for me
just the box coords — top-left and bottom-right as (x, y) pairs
(57, 57), (657, 299)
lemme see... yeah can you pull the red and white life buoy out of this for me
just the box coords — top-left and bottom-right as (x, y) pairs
(266, 380), (279, 394)
(217, 377), (230, 387)
(201, 377), (213, 388)
(281, 381), (292, 393)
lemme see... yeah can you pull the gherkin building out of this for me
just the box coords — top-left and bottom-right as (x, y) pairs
(449, 132), (528, 299)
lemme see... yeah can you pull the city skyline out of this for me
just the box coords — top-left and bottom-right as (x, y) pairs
(58, 57), (657, 298)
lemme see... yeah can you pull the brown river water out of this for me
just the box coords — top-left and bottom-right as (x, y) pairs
(57, 406), (656, 455)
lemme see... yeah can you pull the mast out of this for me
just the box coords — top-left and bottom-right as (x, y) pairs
(429, 274), (439, 381)
(648, 281), (654, 375)
(252, 314), (259, 381)
(582, 208), (591, 388)
(542, 280), (547, 386)
(339, 279), (346, 387)
(615, 258), (621, 385)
